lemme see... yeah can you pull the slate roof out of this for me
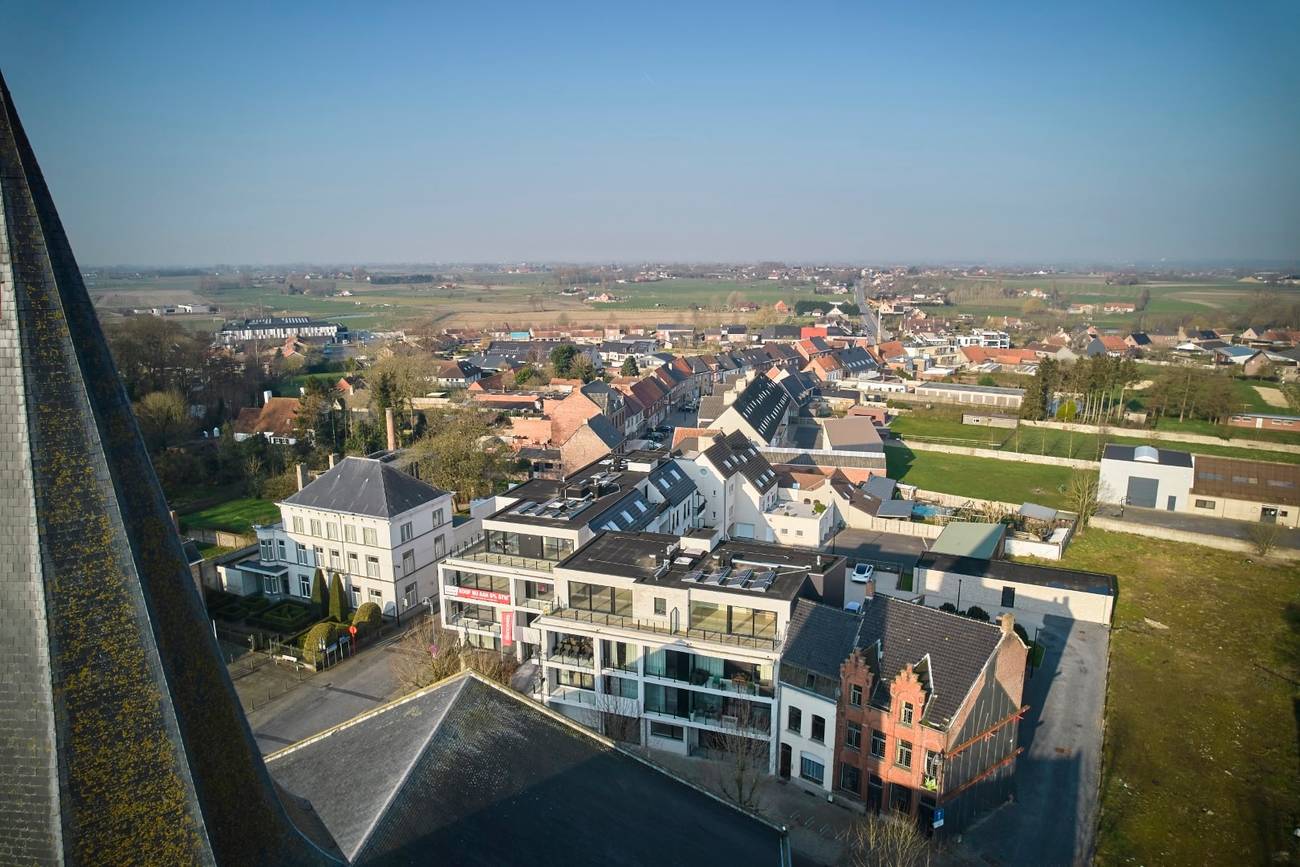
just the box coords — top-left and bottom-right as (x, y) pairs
(648, 460), (697, 507)
(703, 431), (779, 492)
(857, 596), (1005, 728)
(728, 375), (791, 443)
(283, 457), (449, 518)
(781, 600), (863, 683)
(267, 674), (787, 865)
(588, 488), (658, 532)
(579, 413), (625, 450)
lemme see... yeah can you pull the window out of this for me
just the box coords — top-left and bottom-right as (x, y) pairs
(654, 597), (666, 616)
(787, 706), (802, 734)
(650, 722), (684, 741)
(811, 715), (825, 743)
(400, 522), (413, 543)
(348, 552), (359, 574)
(363, 527), (378, 546)
(1194, 499), (1215, 509)
(310, 519), (322, 537)
(799, 756), (825, 785)
(924, 750), (941, 780)
(850, 684), (862, 707)
(432, 508), (445, 527)
(569, 581), (632, 617)
(403, 550), (416, 576)
(1001, 586), (1015, 608)
(349, 585), (361, 607)
(896, 739), (913, 770)
(325, 523), (338, 540)
(296, 543), (308, 565)
(846, 722), (862, 751)
(298, 574), (311, 597)
(370, 589), (383, 602)
(805, 672), (816, 689)
(839, 764), (861, 795)
(292, 516), (304, 533)
(433, 535), (445, 559)
(344, 524), (357, 543)
(901, 702), (914, 726)
(870, 729), (886, 759)
(330, 549), (341, 570)
(365, 555), (380, 578)
(313, 546), (324, 567)
(277, 540), (287, 561)
(259, 540), (274, 562)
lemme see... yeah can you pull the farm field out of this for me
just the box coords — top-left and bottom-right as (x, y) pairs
(884, 445), (1080, 508)
(890, 412), (1300, 465)
(1018, 530), (1299, 866)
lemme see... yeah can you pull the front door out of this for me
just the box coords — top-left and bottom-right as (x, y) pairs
(778, 743), (792, 779)
(1166, 495), (1177, 511)
(1261, 507), (1279, 524)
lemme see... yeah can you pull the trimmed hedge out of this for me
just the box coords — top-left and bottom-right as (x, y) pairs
(300, 621), (348, 659)
(248, 600), (317, 634)
(211, 594), (272, 622)
(351, 602), (382, 634)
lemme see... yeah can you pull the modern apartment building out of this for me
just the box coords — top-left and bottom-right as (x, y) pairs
(218, 315), (345, 344)
(531, 531), (847, 770)
(220, 456), (454, 619)
(437, 451), (702, 659)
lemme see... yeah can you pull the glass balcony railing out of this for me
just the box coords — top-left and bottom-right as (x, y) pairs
(546, 651), (594, 669)
(517, 597), (555, 610)
(540, 605), (781, 652)
(445, 537), (558, 572)
(444, 612), (501, 634)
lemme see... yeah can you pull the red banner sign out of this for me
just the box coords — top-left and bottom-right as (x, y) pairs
(445, 585), (511, 605)
(501, 610), (515, 647)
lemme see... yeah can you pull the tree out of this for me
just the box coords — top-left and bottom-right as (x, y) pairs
(1135, 287), (1152, 311)
(977, 374), (997, 387)
(310, 568), (328, 619)
(549, 344), (579, 378)
(391, 618), (519, 695)
(134, 390), (194, 451)
(1067, 470), (1101, 530)
(714, 701), (768, 811)
(406, 407), (514, 508)
(571, 354), (598, 383)
(595, 684), (640, 744)
(846, 813), (934, 867)
(1248, 522), (1282, 557)
(1021, 298), (1046, 316)
(328, 572), (349, 622)
(620, 356), (640, 377)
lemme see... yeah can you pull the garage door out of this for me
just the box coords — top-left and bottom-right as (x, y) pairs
(1126, 476), (1158, 508)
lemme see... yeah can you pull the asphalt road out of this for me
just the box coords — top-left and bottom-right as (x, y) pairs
(957, 619), (1110, 866)
(245, 633), (406, 753)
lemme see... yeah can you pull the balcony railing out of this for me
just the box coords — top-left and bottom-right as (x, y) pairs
(445, 536), (561, 573)
(517, 597), (555, 610)
(545, 651), (594, 669)
(538, 604), (781, 652)
(445, 612), (501, 634)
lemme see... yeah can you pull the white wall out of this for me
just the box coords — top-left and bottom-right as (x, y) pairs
(918, 567), (1113, 631)
(778, 686), (837, 793)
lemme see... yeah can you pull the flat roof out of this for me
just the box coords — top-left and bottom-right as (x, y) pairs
(914, 381), (1025, 396)
(929, 522), (1006, 559)
(1102, 443), (1194, 468)
(558, 531), (840, 601)
(916, 552), (1117, 596)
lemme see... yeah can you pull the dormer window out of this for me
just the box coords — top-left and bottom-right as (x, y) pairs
(901, 701), (914, 726)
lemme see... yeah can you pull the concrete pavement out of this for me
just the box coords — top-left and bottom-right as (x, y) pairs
(1097, 503), (1300, 550)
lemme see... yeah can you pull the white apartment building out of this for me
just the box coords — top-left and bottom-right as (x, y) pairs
(530, 531), (847, 771)
(437, 451), (702, 660)
(954, 330), (1010, 349)
(219, 456), (453, 619)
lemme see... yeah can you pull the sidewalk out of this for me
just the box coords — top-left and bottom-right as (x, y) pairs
(632, 749), (856, 866)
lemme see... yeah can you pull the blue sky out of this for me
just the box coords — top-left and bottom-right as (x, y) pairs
(4, 1), (1298, 265)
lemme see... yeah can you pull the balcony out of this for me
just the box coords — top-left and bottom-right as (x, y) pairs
(540, 605), (781, 652)
(445, 538), (556, 573)
(444, 611), (501, 634)
(546, 651), (594, 669)
(548, 686), (641, 717)
(517, 597), (555, 611)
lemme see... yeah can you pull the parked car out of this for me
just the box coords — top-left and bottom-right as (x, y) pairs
(850, 562), (875, 584)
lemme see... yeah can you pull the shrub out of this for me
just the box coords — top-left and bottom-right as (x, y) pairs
(939, 602), (958, 613)
(248, 600), (317, 634)
(1248, 521), (1281, 557)
(310, 568), (328, 618)
(1013, 623), (1030, 645)
(964, 606), (991, 622)
(300, 621), (347, 663)
(328, 572), (349, 622)
(352, 601), (382, 634)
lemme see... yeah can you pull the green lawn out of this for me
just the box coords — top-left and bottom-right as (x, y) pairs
(884, 445), (1080, 508)
(1020, 530), (1300, 866)
(179, 497), (280, 534)
(891, 412), (1300, 465)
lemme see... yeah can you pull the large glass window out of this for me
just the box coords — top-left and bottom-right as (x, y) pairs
(601, 640), (638, 673)
(689, 601), (727, 633)
(557, 669), (594, 690)
(644, 684), (689, 719)
(604, 675), (638, 699)
(449, 570), (510, 594)
(799, 756), (825, 785)
(569, 581), (632, 617)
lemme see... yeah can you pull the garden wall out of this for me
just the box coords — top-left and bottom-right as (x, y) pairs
(1022, 419), (1296, 455)
(888, 439), (1097, 469)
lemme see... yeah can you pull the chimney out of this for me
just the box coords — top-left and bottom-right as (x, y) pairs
(169, 509), (180, 533)
(385, 407), (397, 451)
(295, 463), (308, 491)
(328, 453), (339, 469)
(262, 389), (273, 406)
(998, 612), (1016, 639)
(864, 577), (875, 600)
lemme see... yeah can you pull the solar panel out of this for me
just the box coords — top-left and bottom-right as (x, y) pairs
(682, 570), (704, 583)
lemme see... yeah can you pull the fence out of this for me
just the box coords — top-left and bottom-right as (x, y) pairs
(887, 439), (1099, 469)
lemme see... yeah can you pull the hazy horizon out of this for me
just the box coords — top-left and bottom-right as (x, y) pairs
(6, 1), (1299, 267)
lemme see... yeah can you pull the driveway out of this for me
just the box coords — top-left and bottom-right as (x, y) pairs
(955, 618), (1109, 867)
(1097, 503), (1300, 550)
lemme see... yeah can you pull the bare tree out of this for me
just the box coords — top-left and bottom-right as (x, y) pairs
(595, 682), (641, 744)
(391, 617), (519, 696)
(1248, 521), (1282, 557)
(846, 813), (934, 867)
(1067, 470), (1101, 530)
(715, 700), (769, 811)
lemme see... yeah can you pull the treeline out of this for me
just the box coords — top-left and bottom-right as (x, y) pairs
(370, 274), (438, 285)
(1020, 356), (1141, 423)
(793, 300), (860, 316)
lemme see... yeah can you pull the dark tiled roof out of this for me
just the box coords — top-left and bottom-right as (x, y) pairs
(283, 457), (448, 518)
(648, 461), (697, 508)
(915, 553), (1117, 595)
(580, 413), (625, 449)
(268, 675), (786, 865)
(703, 431), (778, 492)
(1101, 443), (1193, 467)
(781, 600), (863, 682)
(730, 376), (791, 443)
(858, 596), (1005, 728)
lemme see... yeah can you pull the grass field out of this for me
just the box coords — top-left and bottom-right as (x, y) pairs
(891, 412), (1300, 465)
(179, 497), (280, 534)
(1016, 530), (1300, 866)
(884, 445), (1080, 508)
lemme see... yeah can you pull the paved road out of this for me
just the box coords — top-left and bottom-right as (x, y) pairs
(244, 633), (406, 753)
(854, 281), (881, 342)
(957, 619), (1109, 867)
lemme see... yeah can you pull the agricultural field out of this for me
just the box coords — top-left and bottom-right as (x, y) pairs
(890, 411), (1300, 465)
(1020, 530), (1299, 866)
(884, 445), (1080, 508)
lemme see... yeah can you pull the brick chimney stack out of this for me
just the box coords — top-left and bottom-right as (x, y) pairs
(295, 463), (308, 491)
(998, 612), (1016, 638)
(864, 577), (876, 600)
(385, 407), (397, 451)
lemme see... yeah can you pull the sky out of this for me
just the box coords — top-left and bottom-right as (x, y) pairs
(4, 0), (1299, 267)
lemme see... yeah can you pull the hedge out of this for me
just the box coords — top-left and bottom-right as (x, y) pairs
(351, 602), (382, 634)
